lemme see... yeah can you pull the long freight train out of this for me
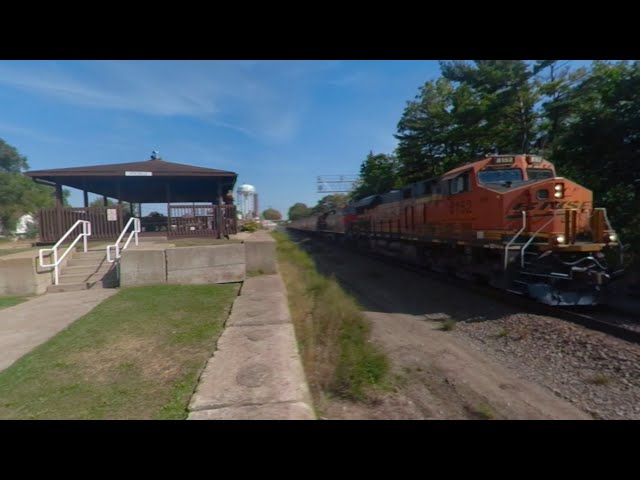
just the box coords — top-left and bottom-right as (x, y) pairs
(288, 154), (624, 306)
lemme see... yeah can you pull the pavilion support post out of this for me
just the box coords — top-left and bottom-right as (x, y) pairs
(83, 190), (89, 208)
(103, 196), (108, 207)
(55, 183), (63, 208)
(166, 183), (172, 235)
(55, 183), (63, 239)
(216, 182), (223, 239)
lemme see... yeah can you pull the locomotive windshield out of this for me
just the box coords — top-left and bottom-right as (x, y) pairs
(526, 168), (554, 181)
(477, 168), (523, 184)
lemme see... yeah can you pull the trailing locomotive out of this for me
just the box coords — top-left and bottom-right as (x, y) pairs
(289, 154), (624, 306)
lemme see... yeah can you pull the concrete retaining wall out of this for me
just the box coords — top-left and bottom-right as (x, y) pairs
(120, 248), (167, 287)
(166, 244), (245, 284)
(244, 230), (277, 275)
(0, 249), (75, 296)
(120, 232), (277, 287)
(1, 230), (278, 294)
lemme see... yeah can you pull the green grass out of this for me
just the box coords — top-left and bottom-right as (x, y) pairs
(0, 296), (28, 310)
(586, 374), (613, 386)
(440, 319), (457, 331)
(273, 231), (388, 402)
(0, 284), (239, 420)
(466, 403), (495, 420)
(495, 328), (509, 338)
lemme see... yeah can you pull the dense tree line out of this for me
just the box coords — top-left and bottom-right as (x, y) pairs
(287, 194), (349, 220)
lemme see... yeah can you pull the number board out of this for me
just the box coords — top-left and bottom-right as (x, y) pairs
(494, 156), (515, 164)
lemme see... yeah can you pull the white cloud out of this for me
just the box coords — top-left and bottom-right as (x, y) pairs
(0, 60), (325, 143)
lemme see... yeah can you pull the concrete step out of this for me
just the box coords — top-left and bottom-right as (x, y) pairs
(66, 257), (110, 267)
(62, 264), (115, 276)
(47, 279), (114, 294)
(58, 271), (116, 285)
(47, 283), (88, 293)
(138, 237), (166, 242)
(74, 251), (107, 258)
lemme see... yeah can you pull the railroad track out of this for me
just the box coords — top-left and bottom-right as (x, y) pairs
(287, 229), (640, 345)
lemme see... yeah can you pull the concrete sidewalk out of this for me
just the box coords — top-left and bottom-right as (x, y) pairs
(188, 274), (315, 420)
(0, 289), (117, 372)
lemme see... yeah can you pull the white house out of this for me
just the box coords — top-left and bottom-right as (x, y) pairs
(15, 214), (35, 235)
(0, 213), (35, 237)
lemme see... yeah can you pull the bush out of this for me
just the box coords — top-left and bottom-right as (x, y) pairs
(241, 220), (260, 232)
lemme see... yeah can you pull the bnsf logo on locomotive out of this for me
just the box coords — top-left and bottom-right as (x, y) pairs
(511, 201), (592, 211)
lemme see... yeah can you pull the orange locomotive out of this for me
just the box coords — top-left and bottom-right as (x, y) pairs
(289, 154), (624, 306)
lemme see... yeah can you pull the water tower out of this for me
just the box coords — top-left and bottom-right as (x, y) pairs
(237, 184), (258, 219)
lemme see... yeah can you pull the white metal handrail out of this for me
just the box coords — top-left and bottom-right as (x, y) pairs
(503, 211), (527, 270)
(39, 220), (92, 285)
(107, 217), (141, 263)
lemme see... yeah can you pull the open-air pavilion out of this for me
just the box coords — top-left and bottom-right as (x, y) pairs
(25, 153), (238, 243)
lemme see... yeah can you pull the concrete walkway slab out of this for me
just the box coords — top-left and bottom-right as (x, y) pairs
(226, 293), (290, 327)
(189, 323), (311, 411)
(240, 275), (285, 296)
(189, 274), (315, 420)
(188, 402), (315, 420)
(0, 289), (117, 372)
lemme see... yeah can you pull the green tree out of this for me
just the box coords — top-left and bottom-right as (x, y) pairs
(89, 197), (139, 216)
(61, 189), (71, 207)
(533, 60), (589, 155)
(551, 60), (640, 252)
(440, 60), (542, 154)
(89, 198), (115, 208)
(311, 194), (349, 214)
(351, 152), (400, 200)
(0, 138), (29, 173)
(395, 78), (460, 183)
(0, 173), (54, 233)
(288, 202), (312, 221)
(0, 138), (80, 234)
(262, 208), (282, 220)
(395, 61), (547, 184)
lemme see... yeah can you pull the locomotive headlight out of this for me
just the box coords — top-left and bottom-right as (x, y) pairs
(555, 234), (566, 244)
(554, 183), (564, 198)
(608, 233), (618, 242)
(554, 184), (563, 191)
(554, 191), (563, 198)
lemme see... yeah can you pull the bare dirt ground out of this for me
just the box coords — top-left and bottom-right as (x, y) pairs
(296, 237), (640, 420)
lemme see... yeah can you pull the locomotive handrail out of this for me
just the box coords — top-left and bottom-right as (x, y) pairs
(504, 211), (527, 270)
(520, 215), (555, 268)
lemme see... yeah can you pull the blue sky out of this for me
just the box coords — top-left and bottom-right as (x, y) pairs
(0, 60), (593, 217)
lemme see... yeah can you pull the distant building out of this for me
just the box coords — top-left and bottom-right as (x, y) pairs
(15, 214), (35, 235)
(0, 214), (35, 237)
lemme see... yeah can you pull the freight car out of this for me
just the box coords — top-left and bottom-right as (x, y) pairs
(289, 154), (624, 306)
